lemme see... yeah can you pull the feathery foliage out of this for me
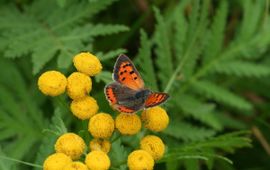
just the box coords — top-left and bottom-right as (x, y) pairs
(1, 0), (270, 169)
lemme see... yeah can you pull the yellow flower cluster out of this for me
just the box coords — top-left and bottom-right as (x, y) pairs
(44, 133), (111, 170)
(38, 52), (101, 120)
(40, 52), (111, 170)
(38, 52), (170, 170)
(122, 106), (168, 170)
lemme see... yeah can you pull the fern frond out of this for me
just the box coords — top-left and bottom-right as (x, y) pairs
(136, 30), (158, 90)
(237, 0), (265, 41)
(153, 7), (174, 90)
(95, 71), (112, 84)
(179, 94), (222, 130)
(34, 108), (67, 168)
(97, 48), (127, 61)
(172, 0), (189, 63)
(192, 80), (252, 112)
(164, 121), (216, 142)
(203, 0), (228, 64)
(213, 60), (270, 77)
(0, 0), (128, 74)
(109, 138), (128, 170)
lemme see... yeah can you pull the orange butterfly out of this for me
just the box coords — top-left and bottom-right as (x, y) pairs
(104, 54), (169, 113)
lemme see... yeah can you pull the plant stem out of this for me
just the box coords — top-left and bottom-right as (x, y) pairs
(0, 155), (42, 168)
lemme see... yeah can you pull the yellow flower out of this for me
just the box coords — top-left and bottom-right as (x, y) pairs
(71, 96), (99, 120)
(88, 113), (114, 139)
(140, 135), (165, 160)
(127, 150), (154, 170)
(115, 113), (141, 135)
(73, 52), (102, 76)
(85, 151), (110, 170)
(67, 72), (92, 99)
(38, 70), (67, 96)
(89, 138), (111, 153)
(141, 106), (169, 132)
(63, 161), (88, 170)
(43, 153), (72, 170)
(55, 133), (86, 160)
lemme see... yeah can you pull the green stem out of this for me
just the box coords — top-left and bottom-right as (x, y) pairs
(0, 155), (42, 168)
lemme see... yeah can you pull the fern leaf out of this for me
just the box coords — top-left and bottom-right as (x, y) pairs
(179, 94), (222, 130)
(172, 0), (189, 63)
(203, 0), (228, 64)
(0, 0), (128, 74)
(213, 60), (270, 77)
(97, 48), (127, 61)
(164, 121), (216, 142)
(136, 29), (158, 90)
(109, 138), (128, 170)
(34, 109), (67, 168)
(153, 7), (174, 89)
(192, 80), (253, 112)
(95, 71), (112, 84)
(237, 0), (265, 41)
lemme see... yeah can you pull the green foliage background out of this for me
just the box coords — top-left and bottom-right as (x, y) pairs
(0, 0), (270, 169)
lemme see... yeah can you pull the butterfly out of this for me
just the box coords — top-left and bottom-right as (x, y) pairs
(104, 54), (169, 113)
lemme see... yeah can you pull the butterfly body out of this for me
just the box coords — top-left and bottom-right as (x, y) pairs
(104, 54), (169, 113)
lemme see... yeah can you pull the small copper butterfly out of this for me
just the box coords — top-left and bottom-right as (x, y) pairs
(104, 54), (169, 113)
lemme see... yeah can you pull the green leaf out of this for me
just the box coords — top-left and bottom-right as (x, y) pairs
(34, 108), (67, 168)
(95, 71), (112, 84)
(213, 61), (270, 77)
(109, 138), (128, 170)
(203, 0), (228, 64)
(0, 0), (128, 74)
(192, 80), (253, 112)
(153, 7), (174, 89)
(163, 121), (216, 142)
(179, 94), (222, 130)
(136, 29), (158, 90)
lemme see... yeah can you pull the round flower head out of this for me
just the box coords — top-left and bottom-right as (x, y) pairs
(115, 113), (141, 135)
(71, 96), (99, 120)
(85, 151), (110, 170)
(63, 162), (88, 170)
(90, 138), (111, 153)
(43, 153), (72, 170)
(67, 72), (92, 100)
(141, 106), (169, 132)
(128, 150), (154, 170)
(88, 113), (114, 138)
(140, 135), (165, 160)
(38, 70), (67, 96)
(73, 52), (102, 76)
(55, 133), (86, 160)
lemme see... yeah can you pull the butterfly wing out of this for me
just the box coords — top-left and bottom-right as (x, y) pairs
(144, 92), (169, 108)
(113, 54), (144, 90)
(104, 82), (145, 113)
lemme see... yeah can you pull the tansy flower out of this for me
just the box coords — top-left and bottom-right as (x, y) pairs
(67, 72), (92, 100)
(89, 138), (111, 153)
(43, 153), (72, 170)
(73, 52), (102, 76)
(88, 113), (114, 139)
(140, 135), (165, 160)
(85, 151), (110, 170)
(38, 70), (67, 96)
(141, 106), (169, 132)
(115, 113), (141, 135)
(55, 133), (86, 160)
(71, 96), (99, 120)
(127, 150), (154, 170)
(63, 161), (88, 170)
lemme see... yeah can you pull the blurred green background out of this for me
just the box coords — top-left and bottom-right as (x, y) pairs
(0, 0), (270, 169)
